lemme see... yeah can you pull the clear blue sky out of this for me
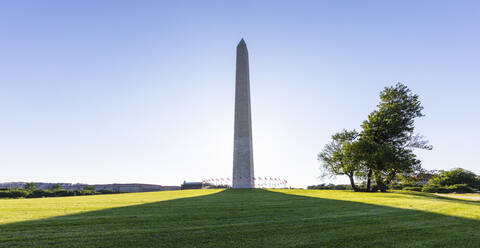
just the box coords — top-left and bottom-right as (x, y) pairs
(1, 1), (479, 187)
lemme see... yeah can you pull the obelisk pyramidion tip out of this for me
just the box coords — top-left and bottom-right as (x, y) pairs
(237, 38), (246, 47)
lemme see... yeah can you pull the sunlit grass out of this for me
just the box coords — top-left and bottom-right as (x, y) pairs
(0, 189), (223, 225)
(0, 189), (479, 247)
(438, 193), (480, 197)
(273, 189), (480, 220)
(435, 193), (480, 201)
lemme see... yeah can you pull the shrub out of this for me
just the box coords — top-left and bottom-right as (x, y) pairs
(429, 168), (478, 189)
(0, 189), (30, 198)
(390, 185), (404, 190)
(29, 189), (54, 198)
(307, 184), (332, 190)
(333, 185), (348, 190)
(53, 190), (75, 197)
(98, 190), (116, 194)
(422, 185), (452, 193)
(307, 184), (351, 190)
(0, 189), (108, 199)
(77, 190), (98, 195)
(422, 183), (476, 193)
(447, 184), (475, 193)
(403, 186), (422, 192)
(371, 184), (388, 192)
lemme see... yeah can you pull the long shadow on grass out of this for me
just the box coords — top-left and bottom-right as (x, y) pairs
(0, 189), (479, 248)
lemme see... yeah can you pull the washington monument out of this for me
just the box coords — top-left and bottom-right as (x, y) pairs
(232, 39), (255, 189)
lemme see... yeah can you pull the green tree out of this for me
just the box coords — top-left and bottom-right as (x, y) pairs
(396, 168), (437, 185)
(429, 168), (479, 189)
(24, 182), (37, 191)
(84, 185), (95, 191)
(357, 83), (432, 191)
(318, 129), (362, 191)
(51, 183), (62, 191)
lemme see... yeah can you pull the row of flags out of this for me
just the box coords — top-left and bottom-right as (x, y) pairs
(203, 178), (287, 181)
(202, 178), (288, 184)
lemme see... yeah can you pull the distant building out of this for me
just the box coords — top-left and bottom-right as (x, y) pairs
(0, 182), (180, 193)
(82, 184), (180, 193)
(0, 182), (72, 190)
(0, 182), (27, 189)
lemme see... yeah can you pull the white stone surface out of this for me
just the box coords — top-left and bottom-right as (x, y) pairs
(232, 39), (255, 188)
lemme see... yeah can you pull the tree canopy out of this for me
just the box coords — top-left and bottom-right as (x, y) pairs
(318, 129), (360, 191)
(318, 83), (432, 192)
(429, 168), (479, 189)
(24, 182), (37, 191)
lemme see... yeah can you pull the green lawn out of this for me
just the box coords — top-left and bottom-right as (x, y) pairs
(435, 193), (480, 201)
(0, 189), (479, 247)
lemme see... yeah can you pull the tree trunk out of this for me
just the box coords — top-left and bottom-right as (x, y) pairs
(348, 175), (358, 192)
(372, 174), (388, 192)
(366, 169), (372, 192)
(376, 178), (387, 192)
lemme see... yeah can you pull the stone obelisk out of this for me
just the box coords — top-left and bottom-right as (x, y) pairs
(232, 39), (255, 189)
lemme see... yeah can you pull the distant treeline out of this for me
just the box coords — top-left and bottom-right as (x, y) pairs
(309, 168), (480, 193)
(307, 184), (353, 190)
(308, 183), (476, 194)
(0, 189), (119, 199)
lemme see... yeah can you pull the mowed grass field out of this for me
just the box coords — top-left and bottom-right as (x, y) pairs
(0, 189), (479, 248)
